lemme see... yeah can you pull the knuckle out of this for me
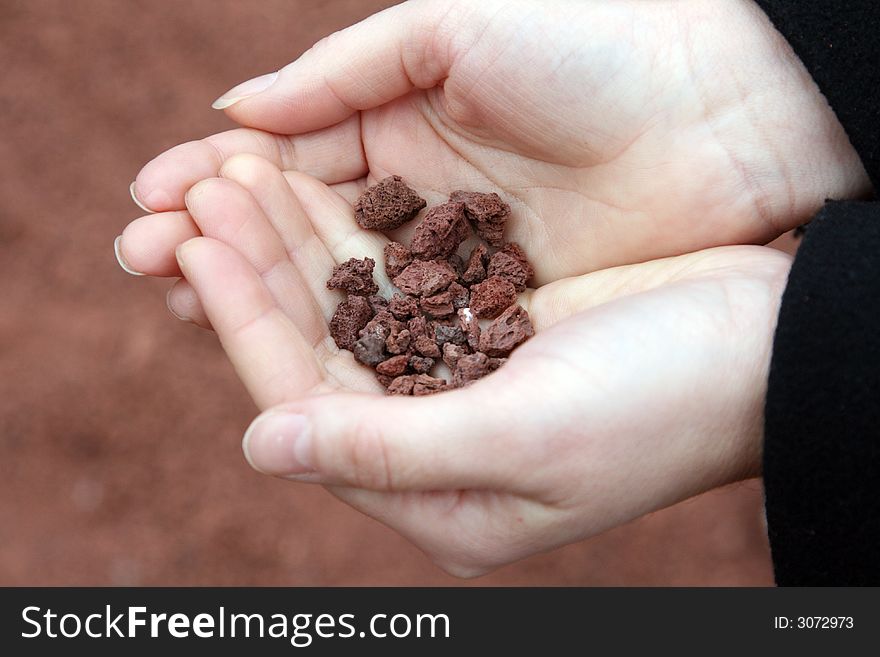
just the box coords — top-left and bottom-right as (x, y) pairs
(219, 152), (270, 187)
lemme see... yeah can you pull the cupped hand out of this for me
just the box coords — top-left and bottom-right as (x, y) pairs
(120, 0), (868, 290)
(172, 154), (792, 576)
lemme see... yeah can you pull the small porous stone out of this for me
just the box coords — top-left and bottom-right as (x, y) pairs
(470, 275), (517, 319)
(434, 323), (466, 348)
(376, 354), (410, 377)
(393, 259), (457, 296)
(368, 294), (389, 314)
(421, 290), (455, 318)
(410, 200), (470, 260)
(442, 343), (468, 370)
(499, 243), (533, 276)
(413, 334), (441, 358)
(329, 295), (374, 351)
(408, 315), (428, 339)
(377, 374), (395, 388)
(388, 293), (420, 320)
(457, 307), (481, 351)
(384, 242), (413, 279)
(487, 247), (532, 292)
(478, 304), (535, 357)
(387, 375), (416, 396)
(326, 257), (379, 296)
(450, 190), (510, 247)
(487, 357), (506, 372)
(452, 352), (492, 388)
(448, 281), (470, 309)
(385, 328), (411, 355)
(408, 355), (434, 374)
(353, 329), (387, 366)
(354, 175), (426, 231)
(412, 374), (448, 396)
(462, 244), (489, 285)
(360, 310), (402, 340)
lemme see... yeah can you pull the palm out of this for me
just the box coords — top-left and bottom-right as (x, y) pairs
(309, 0), (849, 282)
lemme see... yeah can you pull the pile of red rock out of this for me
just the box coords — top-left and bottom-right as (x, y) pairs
(328, 176), (535, 395)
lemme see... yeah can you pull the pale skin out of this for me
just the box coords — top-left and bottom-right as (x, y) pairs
(117, 0), (869, 575)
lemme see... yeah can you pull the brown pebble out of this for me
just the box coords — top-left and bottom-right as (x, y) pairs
(487, 357), (506, 371)
(410, 200), (470, 260)
(368, 294), (389, 314)
(376, 374), (395, 388)
(376, 354), (410, 377)
(470, 275), (518, 319)
(421, 290), (455, 318)
(360, 310), (402, 340)
(478, 304), (535, 357)
(353, 329), (387, 366)
(487, 247), (532, 292)
(326, 257), (379, 296)
(388, 293), (420, 320)
(412, 374), (448, 396)
(413, 334), (441, 358)
(450, 190), (510, 247)
(387, 375), (416, 396)
(461, 244), (489, 285)
(408, 355), (434, 374)
(384, 241), (413, 279)
(442, 343), (468, 370)
(354, 175), (426, 231)
(353, 310), (401, 366)
(448, 281), (470, 309)
(434, 323), (466, 348)
(452, 352), (492, 387)
(457, 308), (481, 351)
(385, 328), (411, 354)
(393, 259), (457, 296)
(408, 315), (428, 339)
(329, 295), (374, 351)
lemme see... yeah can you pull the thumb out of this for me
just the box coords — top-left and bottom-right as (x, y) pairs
(241, 384), (533, 491)
(211, 0), (460, 134)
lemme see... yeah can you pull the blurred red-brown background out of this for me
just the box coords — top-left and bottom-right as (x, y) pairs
(0, 0), (776, 585)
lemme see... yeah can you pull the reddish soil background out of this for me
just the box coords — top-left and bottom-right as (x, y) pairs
(0, 0), (775, 585)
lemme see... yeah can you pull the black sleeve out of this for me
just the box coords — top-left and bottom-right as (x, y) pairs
(754, 1), (880, 585)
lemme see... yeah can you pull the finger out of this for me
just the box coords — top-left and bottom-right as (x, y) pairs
(217, 154), (340, 319)
(166, 278), (212, 329)
(525, 251), (735, 330)
(117, 211), (200, 277)
(213, 0), (456, 133)
(283, 171), (392, 291)
(240, 381), (538, 492)
(184, 176), (328, 347)
(133, 117), (367, 212)
(176, 237), (328, 408)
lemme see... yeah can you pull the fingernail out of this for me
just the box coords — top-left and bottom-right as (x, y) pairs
(165, 288), (190, 322)
(114, 235), (145, 276)
(129, 181), (154, 213)
(242, 412), (313, 477)
(212, 71), (279, 110)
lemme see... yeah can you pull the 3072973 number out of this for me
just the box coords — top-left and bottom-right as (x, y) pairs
(796, 617), (854, 629)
